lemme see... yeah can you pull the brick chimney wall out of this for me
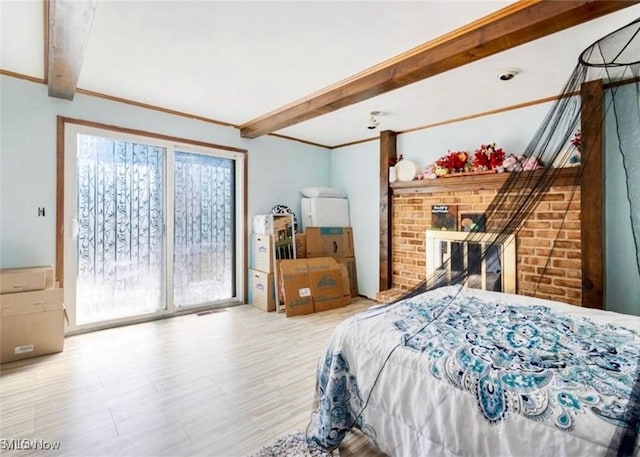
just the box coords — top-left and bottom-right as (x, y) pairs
(391, 185), (582, 306)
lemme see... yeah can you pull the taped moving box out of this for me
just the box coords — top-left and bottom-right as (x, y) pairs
(248, 269), (275, 312)
(305, 227), (354, 258)
(279, 259), (314, 317)
(0, 288), (65, 363)
(307, 258), (346, 313)
(279, 258), (346, 316)
(249, 234), (273, 273)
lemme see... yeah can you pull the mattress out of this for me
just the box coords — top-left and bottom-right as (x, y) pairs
(301, 197), (350, 231)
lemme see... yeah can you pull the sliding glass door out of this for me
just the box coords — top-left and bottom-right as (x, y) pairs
(74, 134), (166, 324)
(64, 123), (244, 332)
(173, 151), (235, 307)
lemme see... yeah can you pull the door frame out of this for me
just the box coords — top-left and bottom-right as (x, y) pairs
(56, 116), (248, 333)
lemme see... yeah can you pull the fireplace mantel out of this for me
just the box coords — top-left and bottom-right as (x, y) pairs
(390, 167), (580, 194)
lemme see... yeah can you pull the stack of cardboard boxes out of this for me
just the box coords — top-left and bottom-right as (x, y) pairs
(248, 232), (276, 312)
(248, 214), (295, 312)
(279, 227), (358, 317)
(305, 227), (358, 298)
(0, 266), (65, 363)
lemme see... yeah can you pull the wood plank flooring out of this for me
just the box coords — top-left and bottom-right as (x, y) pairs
(0, 300), (387, 456)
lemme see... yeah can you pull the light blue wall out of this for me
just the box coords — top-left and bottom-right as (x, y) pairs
(604, 84), (640, 316)
(329, 141), (380, 299)
(331, 102), (552, 299)
(0, 75), (330, 268)
(9, 72), (634, 308)
(397, 103), (552, 172)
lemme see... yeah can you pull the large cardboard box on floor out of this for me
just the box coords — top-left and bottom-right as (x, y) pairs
(0, 266), (55, 294)
(248, 269), (275, 312)
(279, 260), (314, 317)
(336, 257), (358, 297)
(0, 288), (65, 363)
(307, 257), (346, 313)
(249, 234), (273, 273)
(306, 227), (354, 258)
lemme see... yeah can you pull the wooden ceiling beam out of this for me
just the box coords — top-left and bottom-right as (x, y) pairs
(46, 0), (97, 100)
(239, 0), (638, 139)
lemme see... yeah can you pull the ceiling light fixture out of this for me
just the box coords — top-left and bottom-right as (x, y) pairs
(367, 111), (382, 130)
(498, 68), (520, 81)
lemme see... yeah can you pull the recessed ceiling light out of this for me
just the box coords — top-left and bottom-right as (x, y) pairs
(498, 68), (521, 81)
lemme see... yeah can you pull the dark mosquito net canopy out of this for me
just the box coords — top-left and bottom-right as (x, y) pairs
(398, 17), (640, 307)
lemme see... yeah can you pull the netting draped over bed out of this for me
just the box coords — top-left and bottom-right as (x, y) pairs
(309, 16), (640, 456)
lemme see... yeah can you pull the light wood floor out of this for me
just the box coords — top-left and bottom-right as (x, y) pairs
(0, 300), (387, 456)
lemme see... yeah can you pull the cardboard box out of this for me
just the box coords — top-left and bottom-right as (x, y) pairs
(249, 234), (273, 273)
(295, 233), (306, 259)
(279, 260), (314, 317)
(338, 264), (351, 305)
(307, 257), (346, 313)
(248, 269), (275, 312)
(1, 288), (65, 363)
(253, 214), (273, 235)
(306, 227), (354, 258)
(336, 257), (358, 297)
(0, 266), (54, 294)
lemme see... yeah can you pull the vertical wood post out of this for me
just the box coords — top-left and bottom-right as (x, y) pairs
(380, 130), (397, 292)
(581, 80), (604, 309)
(56, 116), (65, 286)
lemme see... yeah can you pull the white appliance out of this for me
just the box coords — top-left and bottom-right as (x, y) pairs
(301, 197), (350, 231)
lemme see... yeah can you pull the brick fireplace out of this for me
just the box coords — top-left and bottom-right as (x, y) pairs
(389, 169), (582, 306)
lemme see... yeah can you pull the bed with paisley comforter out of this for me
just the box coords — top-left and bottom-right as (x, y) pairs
(310, 286), (640, 456)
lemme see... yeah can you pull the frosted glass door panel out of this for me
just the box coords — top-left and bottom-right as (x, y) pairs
(173, 151), (235, 307)
(76, 134), (165, 324)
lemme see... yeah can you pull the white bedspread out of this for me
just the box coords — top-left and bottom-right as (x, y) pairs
(310, 286), (640, 457)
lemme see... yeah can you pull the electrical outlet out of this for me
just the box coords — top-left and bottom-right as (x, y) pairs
(38, 207), (45, 217)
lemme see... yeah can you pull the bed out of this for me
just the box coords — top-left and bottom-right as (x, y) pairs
(310, 286), (640, 456)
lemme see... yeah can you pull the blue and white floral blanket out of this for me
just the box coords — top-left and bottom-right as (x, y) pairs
(311, 286), (640, 456)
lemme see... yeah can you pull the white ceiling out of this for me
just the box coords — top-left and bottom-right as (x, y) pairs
(2, 1), (640, 148)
